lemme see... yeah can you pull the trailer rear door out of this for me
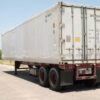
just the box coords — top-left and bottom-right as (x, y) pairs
(96, 10), (100, 60)
(85, 8), (100, 62)
(61, 6), (100, 62)
(85, 9), (96, 61)
(61, 6), (83, 62)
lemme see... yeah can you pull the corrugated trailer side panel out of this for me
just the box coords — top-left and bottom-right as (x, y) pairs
(2, 31), (15, 59)
(2, 26), (24, 60)
(2, 5), (61, 64)
(23, 5), (61, 64)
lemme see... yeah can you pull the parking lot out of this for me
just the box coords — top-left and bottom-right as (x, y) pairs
(0, 64), (100, 100)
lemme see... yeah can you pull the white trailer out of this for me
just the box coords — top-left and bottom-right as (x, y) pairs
(2, 2), (100, 91)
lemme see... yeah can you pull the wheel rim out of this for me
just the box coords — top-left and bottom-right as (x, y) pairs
(50, 71), (57, 85)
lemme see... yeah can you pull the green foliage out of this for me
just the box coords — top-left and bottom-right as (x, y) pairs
(0, 50), (2, 59)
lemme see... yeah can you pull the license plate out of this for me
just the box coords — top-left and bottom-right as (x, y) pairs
(79, 68), (92, 75)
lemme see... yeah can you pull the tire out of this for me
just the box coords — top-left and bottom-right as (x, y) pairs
(49, 68), (61, 91)
(84, 80), (96, 87)
(39, 67), (49, 87)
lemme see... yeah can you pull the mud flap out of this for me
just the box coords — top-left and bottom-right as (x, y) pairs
(96, 68), (100, 83)
(60, 70), (74, 86)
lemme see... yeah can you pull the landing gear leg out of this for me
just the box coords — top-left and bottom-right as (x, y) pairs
(15, 61), (21, 75)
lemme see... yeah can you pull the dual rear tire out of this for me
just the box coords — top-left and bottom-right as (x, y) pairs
(39, 67), (61, 91)
(49, 68), (61, 91)
(39, 67), (49, 86)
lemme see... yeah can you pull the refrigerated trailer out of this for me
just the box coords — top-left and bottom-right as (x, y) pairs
(2, 2), (100, 90)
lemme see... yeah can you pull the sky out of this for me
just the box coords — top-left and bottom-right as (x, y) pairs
(0, 0), (100, 49)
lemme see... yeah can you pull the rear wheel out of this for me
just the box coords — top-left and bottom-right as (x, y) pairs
(39, 67), (49, 87)
(49, 68), (61, 91)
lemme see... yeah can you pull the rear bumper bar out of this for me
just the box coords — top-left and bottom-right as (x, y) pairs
(75, 64), (96, 80)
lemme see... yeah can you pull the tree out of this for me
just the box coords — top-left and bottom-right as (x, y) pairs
(0, 50), (2, 59)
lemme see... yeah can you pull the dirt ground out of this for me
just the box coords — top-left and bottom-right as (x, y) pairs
(0, 64), (100, 100)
